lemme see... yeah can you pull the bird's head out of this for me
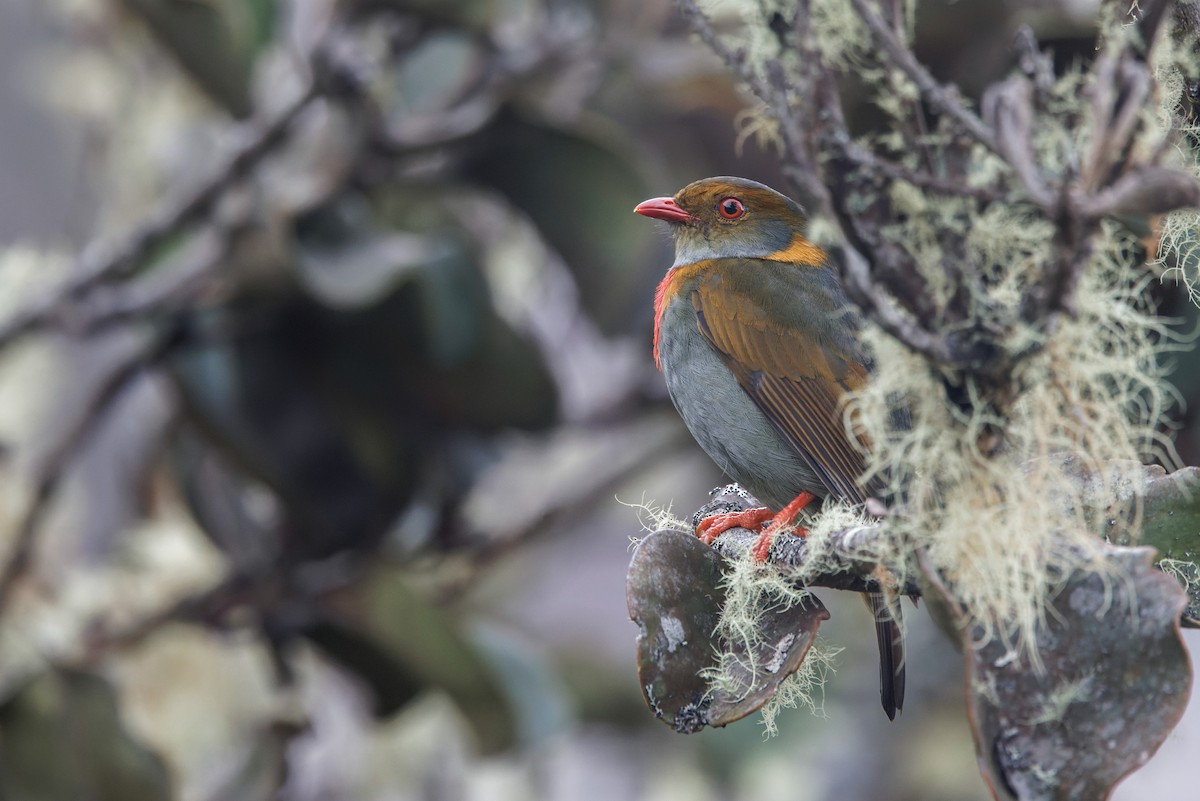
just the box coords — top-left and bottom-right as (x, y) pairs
(634, 176), (821, 267)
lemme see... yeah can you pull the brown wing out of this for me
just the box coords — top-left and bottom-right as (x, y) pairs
(689, 274), (874, 504)
(691, 267), (904, 718)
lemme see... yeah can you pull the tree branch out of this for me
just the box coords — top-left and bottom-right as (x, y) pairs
(847, 0), (999, 155)
(0, 81), (321, 351)
(686, 484), (920, 595)
(0, 330), (181, 615)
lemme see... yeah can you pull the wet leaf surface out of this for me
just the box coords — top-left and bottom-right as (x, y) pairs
(627, 529), (827, 733)
(920, 546), (1191, 801)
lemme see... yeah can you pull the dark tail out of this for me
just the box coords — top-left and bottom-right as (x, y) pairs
(868, 591), (905, 720)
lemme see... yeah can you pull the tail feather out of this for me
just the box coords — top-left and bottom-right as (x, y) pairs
(868, 591), (905, 720)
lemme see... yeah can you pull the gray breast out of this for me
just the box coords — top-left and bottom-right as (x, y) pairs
(657, 294), (826, 511)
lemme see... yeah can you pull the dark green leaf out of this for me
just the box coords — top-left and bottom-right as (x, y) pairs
(120, 0), (274, 117)
(170, 295), (425, 559)
(1140, 465), (1200, 624)
(0, 669), (172, 801)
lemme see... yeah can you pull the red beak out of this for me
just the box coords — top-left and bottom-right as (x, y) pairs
(634, 196), (695, 224)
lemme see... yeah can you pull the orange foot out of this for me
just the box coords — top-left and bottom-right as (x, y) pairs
(695, 491), (818, 562)
(749, 491), (817, 562)
(696, 507), (774, 545)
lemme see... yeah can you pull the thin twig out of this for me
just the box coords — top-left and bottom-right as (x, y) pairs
(66, 225), (235, 335)
(837, 246), (958, 364)
(847, 0), (999, 155)
(839, 139), (1009, 202)
(675, 0), (828, 209)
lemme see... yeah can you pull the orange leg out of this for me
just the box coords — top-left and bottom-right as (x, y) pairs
(696, 507), (774, 545)
(749, 491), (815, 562)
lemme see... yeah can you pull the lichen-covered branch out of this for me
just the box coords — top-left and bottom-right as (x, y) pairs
(677, 0), (1200, 385)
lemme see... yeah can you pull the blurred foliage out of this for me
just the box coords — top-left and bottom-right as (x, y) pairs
(119, 0), (276, 116)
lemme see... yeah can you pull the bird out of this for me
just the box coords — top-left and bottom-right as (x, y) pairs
(634, 176), (905, 719)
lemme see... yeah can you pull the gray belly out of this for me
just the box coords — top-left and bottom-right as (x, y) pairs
(658, 300), (825, 511)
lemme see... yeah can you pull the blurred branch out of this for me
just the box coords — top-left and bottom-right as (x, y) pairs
(0, 330), (180, 615)
(847, 0), (999, 156)
(0, 82), (320, 350)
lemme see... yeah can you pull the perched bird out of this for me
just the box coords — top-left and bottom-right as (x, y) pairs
(634, 176), (905, 719)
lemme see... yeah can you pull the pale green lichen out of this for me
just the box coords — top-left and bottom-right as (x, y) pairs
(758, 639), (841, 736)
(1152, 11), (1200, 303)
(711, 1), (1185, 658)
(701, 503), (871, 730)
(618, 495), (690, 535)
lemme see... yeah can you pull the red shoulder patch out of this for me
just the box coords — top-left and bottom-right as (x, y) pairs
(652, 267), (677, 371)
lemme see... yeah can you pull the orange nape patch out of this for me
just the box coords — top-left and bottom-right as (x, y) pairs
(765, 233), (826, 267)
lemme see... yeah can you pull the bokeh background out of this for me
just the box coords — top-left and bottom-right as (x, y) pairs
(0, 1), (1196, 799)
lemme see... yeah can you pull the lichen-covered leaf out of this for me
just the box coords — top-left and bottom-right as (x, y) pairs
(0, 669), (172, 801)
(921, 546), (1191, 801)
(626, 529), (827, 733)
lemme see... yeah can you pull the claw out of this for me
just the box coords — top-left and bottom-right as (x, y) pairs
(695, 491), (818, 558)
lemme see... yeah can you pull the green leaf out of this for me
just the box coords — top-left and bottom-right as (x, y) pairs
(307, 567), (519, 754)
(169, 294), (424, 558)
(0, 669), (172, 801)
(1140, 465), (1200, 625)
(461, 110), (659, 333)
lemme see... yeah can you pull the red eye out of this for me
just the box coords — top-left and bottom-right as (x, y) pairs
(718, 197), (745, 219)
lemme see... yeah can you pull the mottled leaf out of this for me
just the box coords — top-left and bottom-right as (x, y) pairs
(920, 546), (1191, 801)
(0, 668), (172, 801)
(627, 529), (828, 733)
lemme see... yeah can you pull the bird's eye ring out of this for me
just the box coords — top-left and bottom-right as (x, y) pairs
(718, 197), (746, 220)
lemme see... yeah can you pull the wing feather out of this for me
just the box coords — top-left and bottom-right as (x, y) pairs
(690, 264), (876, 503)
